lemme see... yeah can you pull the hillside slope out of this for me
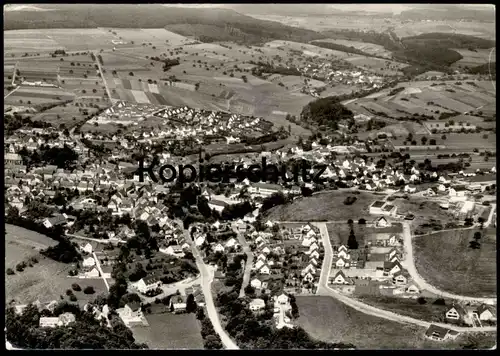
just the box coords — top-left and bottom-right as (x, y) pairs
(3, 4), (323, 45)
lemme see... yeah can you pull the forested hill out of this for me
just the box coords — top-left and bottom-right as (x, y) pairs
(3, 4), (323, 44)
(401, 33), (495, 50)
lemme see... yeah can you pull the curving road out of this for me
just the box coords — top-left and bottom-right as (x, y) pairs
(183, 226), (239, 350)
(401, 222), (497, 304)
(314, 222), (496, 333)
(484, 204), (496, 228)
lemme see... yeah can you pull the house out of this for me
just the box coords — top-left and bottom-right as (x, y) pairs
(213, 243), (225, 253)
(82, 257), (96, 268)
(39, 317), (60, 328)
(58, 312), (76, 326)
(85, 267), (100, 278)
(80, 243), (93, 254)
(42, 214), (67, 228)
(169, 295), (187, 313)
(445, 305), (466, 322)
(376, 217), (390, 228)
(476, 304), (496, 321)
(163, 245), (185, 257)
(276, 293), (289, 305)
(384, 261), (402, 276)
(136, 276), (162, 294)
(369, 200), (386, 215)
(248, 183), (282, 197)
(124, 302), (143, 318)
(425, 324), (459, 341)
(251, 278), (262, 289)
(259, 265), (271, 275)
(332, 270), (352, 285)
(406, 284), (420, 294)
(392, 271), (408, 285)
(249, 298), (266, 311)
(208, 199), (228, 213)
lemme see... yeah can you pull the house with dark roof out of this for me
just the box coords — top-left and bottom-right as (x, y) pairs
(425, 324), (459, 341)
(42, 214), (67, 229)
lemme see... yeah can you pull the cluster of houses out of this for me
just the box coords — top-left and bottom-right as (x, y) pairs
(424, 303), (497, 341)
(249, 223), (324, 295)
(329, 239), (422, 298)
(249, 293), (294, 329)
(10, 300), (77, 328)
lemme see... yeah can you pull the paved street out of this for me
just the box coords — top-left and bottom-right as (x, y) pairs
(401, 222), (497, 304)
(183, 225), (239, 350)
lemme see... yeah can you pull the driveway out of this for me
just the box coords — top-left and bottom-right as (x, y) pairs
(315, 222), (496, 333)
(235, 230), (253, 298)
(401, 222), (496, 304)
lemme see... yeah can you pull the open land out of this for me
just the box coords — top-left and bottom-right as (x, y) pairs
(132, 313), (204, 349)
(413, 228), (496, 298)
(5, 224), (107, 306)
(266, 191), (383, 222)
(296, 296), (496, 349)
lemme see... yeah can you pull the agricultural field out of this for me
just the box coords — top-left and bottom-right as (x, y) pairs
(5, 224), (107, 306)
(413, 228), (496, 298)
(296, 296), (496, 349)
(451, 48), (496, 69)
(4, 29), (119, 56)
(30, 99), (108, 129)
(345, 80), (496, 120)
(392, 20), (496, 40)
(266, 191), (381, 222)
(132, 313), (204, 349)
(4, 85), (76, 107)
(390, 198), (456, 228)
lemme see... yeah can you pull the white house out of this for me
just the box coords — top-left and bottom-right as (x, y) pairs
(277, 293), (289, 305)
(376, 217), (390, 228)
(250, 278), (262, 289)
(85, 267), (100, 278)
(249, 298), (266, 311)
(136, 276), (162, 294)
(82, 257), (96, 268)
(332, 270), (351, 284)
(80, 243), (93, 254)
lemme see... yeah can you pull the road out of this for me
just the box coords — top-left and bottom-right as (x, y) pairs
(484, 204), (496, 227)
(235, 229), (253, 298)
(4, 85), (20, 100)
(66, 233), (126, 245)
(314, 222), (496, 333)
(92, 51), (116, 105)
(401, 222), (497, 304)
(183, 226), (239, 350)
(93, 251), (110, 291)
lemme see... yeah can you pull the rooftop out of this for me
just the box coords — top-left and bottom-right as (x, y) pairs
(371, 200), (385, 208)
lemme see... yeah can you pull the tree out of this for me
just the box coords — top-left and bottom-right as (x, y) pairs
(358, 218), (366, 224)
(6, 268), (15, 275)
(196, 307), (205, 320)
(469, 240), (481, 249)
(186, 294), (197, 313)
(417, 297), (427, 304)
(347, 219), (353, 225)
(473, 231), (482, 240)
(429, 139), (437, 145)
(84, 286), (95, 294)
(129, 72), (134, 76)
(347, 228), (358, 249)
(441, 134), (447, 140)
(71, 283), (82, 291)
